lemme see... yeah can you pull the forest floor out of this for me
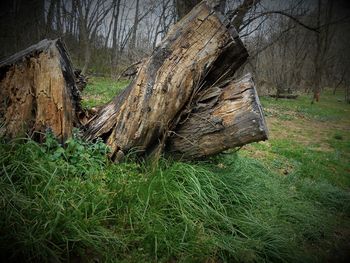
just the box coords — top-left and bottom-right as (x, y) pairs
(245, 92), (350, 188)
(83, 77), (350, 187)
(0, 77), (349, 262)
(83, 78), (350, 261)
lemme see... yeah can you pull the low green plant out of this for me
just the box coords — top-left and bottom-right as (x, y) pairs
(42, 130), (110, 176)
(333, 133), (343, 140)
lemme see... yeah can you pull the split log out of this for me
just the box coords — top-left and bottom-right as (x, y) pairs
(0, 0), (269, 161)
(166, 74), (268, 159)
(0, 39), (82, 142)
(84, 0), (248, 159)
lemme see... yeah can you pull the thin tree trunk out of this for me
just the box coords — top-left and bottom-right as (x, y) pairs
(104, 1), (116, 48)
(129, 0), (140, 58)
(77, 0), (90, 75)
(56, 0), (62, 33)
(112, 0), (121, 70)
(312, 0), (334, 103)
(312, 0), (322, 103)
(46, 0), (56, 35)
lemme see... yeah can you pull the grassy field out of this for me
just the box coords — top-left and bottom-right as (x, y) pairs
(0, 77), (349, 262)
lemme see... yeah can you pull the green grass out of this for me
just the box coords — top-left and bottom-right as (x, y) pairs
(81, 77), (130, 109)
(1, 136), (348, 262)
(248, 89), (350, 188)
(1, 82), (349, 262)
(261, 90), (350, 122)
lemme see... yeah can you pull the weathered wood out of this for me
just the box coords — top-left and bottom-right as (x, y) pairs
(166, 74), (268, 159)
(0, 0), (269, 161)
(84, 0), (248, 159)
(118, 60), (142, 80)
(0, 39), (82, 142)
(74, 69), (88, 92)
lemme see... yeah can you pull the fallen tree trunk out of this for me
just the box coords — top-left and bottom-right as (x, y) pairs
(0, 0), (268, 161)
(166, 74), (268, 159)
(84, 0), (249, 159)
(0, 39), (83, 142)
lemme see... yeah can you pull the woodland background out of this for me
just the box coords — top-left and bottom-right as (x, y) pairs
(1, 0), (350, 101)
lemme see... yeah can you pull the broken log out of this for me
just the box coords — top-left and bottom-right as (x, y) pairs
(84, 0), (248, 159)
(0, 0), (268, 161)
(0, 39), (82, 142)
(166, 74), (268, 159)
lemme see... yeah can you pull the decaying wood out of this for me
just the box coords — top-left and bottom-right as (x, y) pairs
(0, 39), (82, 142)
(167, 74), (268, 159)
(84, 0), (249, 159)
(74, 69), (88, 91)
(118, 60), (142, 80)
(0, 0), (269, 161)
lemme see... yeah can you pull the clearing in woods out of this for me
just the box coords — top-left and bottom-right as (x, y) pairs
(0, 77), (349, 262)
(89, 77), (350, 259)
(84, 77), (350, 257)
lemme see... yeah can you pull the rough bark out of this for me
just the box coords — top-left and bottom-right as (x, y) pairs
(0, 39), (82, 142)
(0, 0), (269, 161)
(84, 1), (248, 159)
(166, 74), (268, 159)
(74, 69), (88, 92)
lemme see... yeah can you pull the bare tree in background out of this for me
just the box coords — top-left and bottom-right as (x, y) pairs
(0, 0), (349, 94)
(312, 0), (334, 103)
(74, 0), (111, 74)
(111, 0), (122, 71)
(0, 0), (45, 59)
(129, 0), (140, 57)
(176, 0), (200, 20)
(152, 0), (174, 49)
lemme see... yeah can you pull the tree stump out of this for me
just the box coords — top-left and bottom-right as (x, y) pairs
(0, 39), (82, 142)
